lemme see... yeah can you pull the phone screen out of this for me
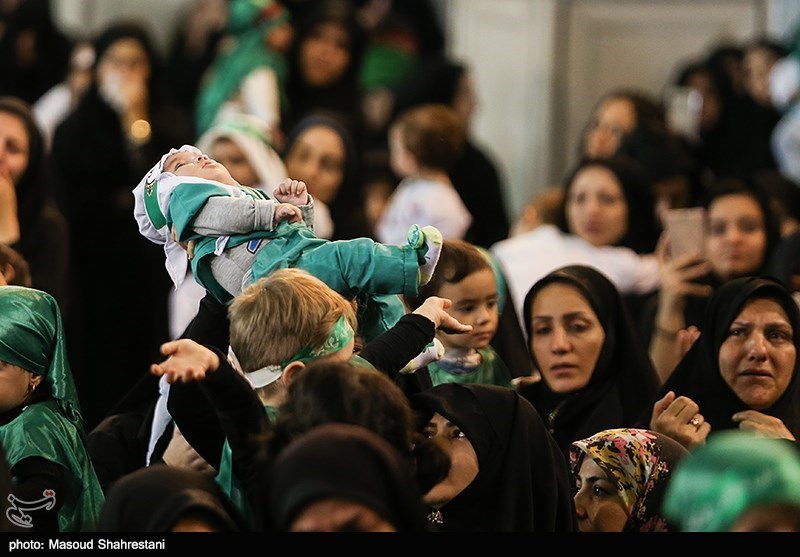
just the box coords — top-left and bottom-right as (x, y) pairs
(665, 86), (703, 140)
(665, 207), (706, 259)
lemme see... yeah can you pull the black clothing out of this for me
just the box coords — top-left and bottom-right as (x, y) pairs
(635, 276), (800, 438)
(519, 265), (661, 456)
(410, 383), (578, 532)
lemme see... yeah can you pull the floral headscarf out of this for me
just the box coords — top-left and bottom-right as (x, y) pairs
(570, 428), (688, 532)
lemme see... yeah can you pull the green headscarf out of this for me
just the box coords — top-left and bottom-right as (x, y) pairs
(195, 0), (290, 135)
(663, 430), (800, 531)
(0, 286), (83, 430)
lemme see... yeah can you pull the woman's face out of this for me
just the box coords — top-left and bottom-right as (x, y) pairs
(529, 282), (606, 393)
(582, 97), (636, 158)
(0, 111), (29, 185)
(421, 412), (479, 510)
(718, 297), (795, 411)
(573, 455), (628, 532)
(208, 138), (259, 187)
(299, 22), (351, 87)
(566, 165), (629, 247)
(284, 125), (345, 205)
(705, 194), (767, 281)
(744, 46), (780, 107)
(0, 360), (40, 413)
(96, 38), (151, 89)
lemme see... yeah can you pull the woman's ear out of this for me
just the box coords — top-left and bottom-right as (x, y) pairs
(29, 373), (43, 389)
(281, 361), (306, 386)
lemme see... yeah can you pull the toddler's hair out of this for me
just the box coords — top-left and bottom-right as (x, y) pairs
(228, 268), (357, 373)
(405, 239), (492, 310)
(391, 103), (466, 171)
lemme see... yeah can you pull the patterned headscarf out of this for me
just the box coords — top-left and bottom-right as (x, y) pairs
(0, 286), (83, 430)
(570, 428), (689, 532)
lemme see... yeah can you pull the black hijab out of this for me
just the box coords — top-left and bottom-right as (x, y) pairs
(0, 96), (49, 243)
(267, 423), (431, 532)
(98, 464), (248, 532)
(636, 276), (800, 437)
(520, 265), (661, 454)
(410, 384), (577, 532)
(283, 111), (370, 239)
(284, 0), (366, 135)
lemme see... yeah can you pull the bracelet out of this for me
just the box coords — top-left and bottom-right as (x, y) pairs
(654, 324), (680, 338)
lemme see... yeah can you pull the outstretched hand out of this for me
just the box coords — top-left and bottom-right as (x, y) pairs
(150, 339), (220, 384)
(273, 178), (309, 206)
(412, 296), (473, 334)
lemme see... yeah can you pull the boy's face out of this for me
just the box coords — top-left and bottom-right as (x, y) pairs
(164, 150), (237, 185)
(435, 268), (499, 351)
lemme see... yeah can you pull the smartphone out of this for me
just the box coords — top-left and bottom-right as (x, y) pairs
(665, 207), (706, 259)
(665, 86), (703, 140)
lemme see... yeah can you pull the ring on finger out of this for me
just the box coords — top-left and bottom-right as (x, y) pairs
(688, 417), (701, 427)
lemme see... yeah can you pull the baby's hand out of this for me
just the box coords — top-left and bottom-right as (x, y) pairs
(274, 203), (303, 226)
(150, 339), (220, 383)
(273, 178), (309, 206)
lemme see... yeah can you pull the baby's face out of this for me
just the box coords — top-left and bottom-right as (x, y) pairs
(163, 150), (237, 185)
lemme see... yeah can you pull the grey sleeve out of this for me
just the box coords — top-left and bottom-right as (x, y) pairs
(299, 196), (315, 233)
(191, 196), (277, 235)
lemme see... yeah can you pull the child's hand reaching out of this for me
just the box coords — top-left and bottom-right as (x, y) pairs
(273, 178), (309, 206)
(150, 339), (220, 383)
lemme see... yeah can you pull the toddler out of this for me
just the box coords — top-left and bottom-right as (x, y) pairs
(403, 239), (514, 388)
(376, 103), (472, 244)
(133, 144), (442, 341)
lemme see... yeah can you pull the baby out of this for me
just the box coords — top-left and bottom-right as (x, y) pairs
(133, 145), (442, 341)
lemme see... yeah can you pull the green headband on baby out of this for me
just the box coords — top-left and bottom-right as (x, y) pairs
(143, 178), (167, 230)
(282, 316), (355, 367)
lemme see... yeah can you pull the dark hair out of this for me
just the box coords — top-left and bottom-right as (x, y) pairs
(391, 103), (466, 171)
(272, 361), (415, 459)
(283, 110), (370, 239)
(701, 177), (782, 275)
(578, 88), (666, 157)
(92, 19), (165, 108)
(0, 96), (48, 235)
(556, 154), (661, 253)
(405, 239), (491, 310)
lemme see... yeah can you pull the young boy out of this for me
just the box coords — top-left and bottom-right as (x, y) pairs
(133, 144), (442, 342)
(154, 268), (471, 526)
(403, 239), (515, 388)
(376, 103), (473, 244)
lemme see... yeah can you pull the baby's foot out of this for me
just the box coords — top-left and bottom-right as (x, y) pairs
(407, 224), (443, 287)
(399, 338), (444, 374)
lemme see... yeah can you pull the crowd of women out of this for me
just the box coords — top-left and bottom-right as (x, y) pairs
(1, 0), (800, 534)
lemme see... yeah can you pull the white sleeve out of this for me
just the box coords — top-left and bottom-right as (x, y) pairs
(600, 249), (661, 294)
(240, 67), (281, 132)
